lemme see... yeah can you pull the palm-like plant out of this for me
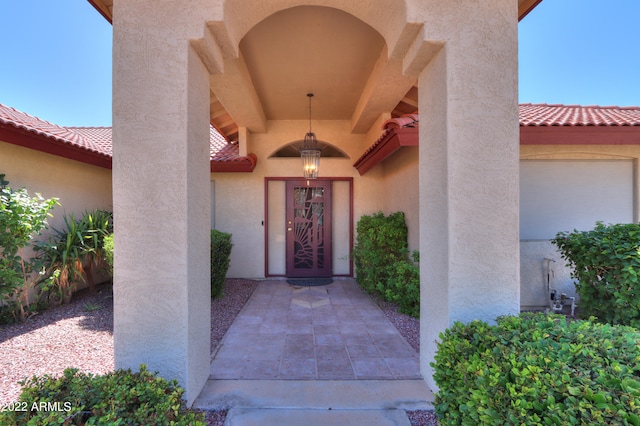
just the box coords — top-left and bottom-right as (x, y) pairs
(80, 209), (113, 293)
(37, 210), (113, 304)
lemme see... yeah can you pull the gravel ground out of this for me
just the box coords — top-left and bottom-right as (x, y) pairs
(0, 279), (437, 425)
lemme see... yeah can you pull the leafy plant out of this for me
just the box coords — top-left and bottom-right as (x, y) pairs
(433, 313), (640, 426)
(37, 210), (113, 304)
(211, 229), (233, 299)
(353, 211), (409, 296)
(37, 213), (87, 304)
(78, 209), (113, 293)
(0, 365), (205, 425)
(103, 233), (114, 273)
(0, 174), (58, 321)
(552, 222), (640, 327)
(353, 212), (420, 316)
(385, 250), (420, 317)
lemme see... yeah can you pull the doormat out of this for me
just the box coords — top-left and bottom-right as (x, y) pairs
(287, 278), (334, 287)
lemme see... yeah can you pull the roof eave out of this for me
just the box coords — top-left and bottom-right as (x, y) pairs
(353, 127), (418, 175)
(210, 153), (258, 172)
(87, 0), (112, 24)
(0, 125), (112, 169)
(520, 125), (640, 145)
(518, 0), (543, 21)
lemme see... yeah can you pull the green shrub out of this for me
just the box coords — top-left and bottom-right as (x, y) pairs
(353, 211), (409, 295)
(433, 313), (640, 426)
(385, 250), (420, 318)
(353, 212), (420, 316)
(37, 210), (113, 303)
(552, 222), (640, 328)
(0, 365), (205, 425)
(0, 174), (58, 321)
(211, 229), (233, 299)
(103, 233), (114, 273)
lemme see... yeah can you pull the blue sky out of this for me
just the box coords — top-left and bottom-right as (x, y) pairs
(519, 0), (640, 107)
(1, 1), (638, 127)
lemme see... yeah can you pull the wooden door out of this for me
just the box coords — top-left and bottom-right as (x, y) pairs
(286, 180), (332, 277)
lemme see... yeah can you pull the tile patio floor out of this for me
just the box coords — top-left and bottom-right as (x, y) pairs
(210, 278), (421, 380)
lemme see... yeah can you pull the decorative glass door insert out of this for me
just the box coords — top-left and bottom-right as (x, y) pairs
(286, 180), (332, 277)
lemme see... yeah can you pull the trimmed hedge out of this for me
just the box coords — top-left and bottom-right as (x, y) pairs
(352, 211), (420, 317)
(433, 313), (640, 426)
(211, 229), (233, 299)
(0, 365), (205, 425)
(353, 211), (408, 295)
(384, 250), (420, 317)
(553, 222), (640, 328)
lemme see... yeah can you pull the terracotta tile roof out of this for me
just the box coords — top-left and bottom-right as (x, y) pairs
(0, 104), (112, 157)
(68, 127), (113, 156)
(207, 126), (257, 172)
(353, 113), (419, 175)
(356, 114), (419, 160)
(383, 113), (419, 129)
(519, 103), (640, 127)
(354, 113), (420, 164)
(0, 103), (256, 171)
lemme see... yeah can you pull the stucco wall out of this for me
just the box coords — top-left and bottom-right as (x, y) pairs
(342, 143), (640, 311)
(381, 146), (420, 253)
(0, 142), (113, 239)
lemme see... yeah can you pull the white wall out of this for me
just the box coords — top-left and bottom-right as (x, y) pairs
(520, 160), (633, 240)
(520, 158), (636, 309)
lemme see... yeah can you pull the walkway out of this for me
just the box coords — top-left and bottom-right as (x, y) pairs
(209, 279), (421, 380)
(194, 279), (434, 424)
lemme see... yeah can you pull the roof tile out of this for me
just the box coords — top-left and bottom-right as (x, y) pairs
(0, 103), (251, 166)
(6, 102), (640, 171)
(0, 104), (110, 157)
(519, 103), (640, 127)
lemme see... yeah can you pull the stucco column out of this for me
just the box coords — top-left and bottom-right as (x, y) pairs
(418, 0), (520, 390)
(112, 3), (211, 404)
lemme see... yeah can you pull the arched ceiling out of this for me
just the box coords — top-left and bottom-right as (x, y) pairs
(239, 6), (385, 121)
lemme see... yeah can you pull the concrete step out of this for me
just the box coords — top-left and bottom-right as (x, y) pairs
(224, 408), (412, 426)
(193, 379), (434, 411)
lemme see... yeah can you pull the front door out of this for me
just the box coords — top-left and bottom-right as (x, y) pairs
(286, 180), (332, 277)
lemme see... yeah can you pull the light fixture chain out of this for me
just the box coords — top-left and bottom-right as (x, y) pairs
(308, 93), (313, 133)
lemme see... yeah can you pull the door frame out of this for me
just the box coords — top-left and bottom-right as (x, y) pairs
(264, 177), (354, 278)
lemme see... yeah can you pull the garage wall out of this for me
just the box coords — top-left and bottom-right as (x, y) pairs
(520, 160), (634, 240)
(520, 155), (638, 309)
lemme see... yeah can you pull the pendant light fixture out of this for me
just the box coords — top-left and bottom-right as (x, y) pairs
(300, 93), (321, 179)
